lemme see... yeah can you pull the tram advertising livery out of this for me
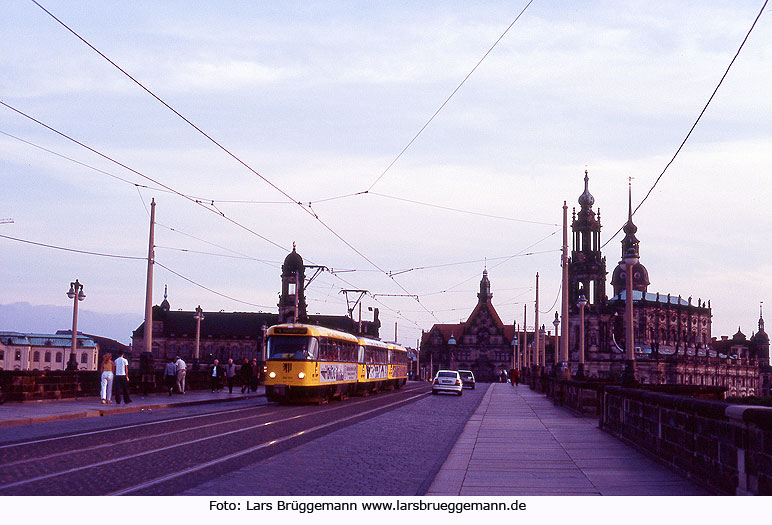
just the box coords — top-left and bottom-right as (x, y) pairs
(265, 324), (408, 403)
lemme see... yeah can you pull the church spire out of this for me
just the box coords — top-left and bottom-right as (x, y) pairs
(478, 269), (492, 303)
(578, 169), (595, 208)
(160, 283), (170, 312)
(621, 177), (639, 259)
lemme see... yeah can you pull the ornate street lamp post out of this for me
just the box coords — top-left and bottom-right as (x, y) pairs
(576, 294), (588, 379)
(552, 312), (560, 368)
(512, 333), (518, 370)
(66, 279), (85, 371)
(193, 305), (204, 362)
(622, 247), (639, 385)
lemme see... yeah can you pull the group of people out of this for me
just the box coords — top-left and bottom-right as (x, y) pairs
(209, 358), (260, 394)
(496, 368), (521, 386)
(163, 356), (188, 395)
(98, 350), (132, 404)
(98, 354), (261, 403)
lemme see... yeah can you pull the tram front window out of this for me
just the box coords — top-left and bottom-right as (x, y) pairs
(267, 336), (318, 360)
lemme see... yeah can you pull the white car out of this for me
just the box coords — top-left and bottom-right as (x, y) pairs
(432, 370), (463, 396)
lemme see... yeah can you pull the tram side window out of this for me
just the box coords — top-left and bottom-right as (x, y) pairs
(341, 341), (357, 362)
(319, 338), (357, 362)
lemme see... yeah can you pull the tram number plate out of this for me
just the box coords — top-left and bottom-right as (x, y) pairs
(273, 384), (286, 396)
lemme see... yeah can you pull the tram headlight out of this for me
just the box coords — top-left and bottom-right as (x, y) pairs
(298, 372), (306, 379)
(269, 371), (276, 379)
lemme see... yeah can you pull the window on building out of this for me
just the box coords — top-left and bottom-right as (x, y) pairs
(45, 351), (51, 362)
(33, 351), (40, 362)
(55, 352), (62, 363)
(0, 349), (4, 360)
(15, 350), (21, 361)
(81, 353), (88, 364)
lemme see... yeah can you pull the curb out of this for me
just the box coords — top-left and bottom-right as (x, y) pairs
(0, 393), (265, 428)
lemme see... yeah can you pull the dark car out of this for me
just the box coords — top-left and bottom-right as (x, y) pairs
(458, 370), (475, 389)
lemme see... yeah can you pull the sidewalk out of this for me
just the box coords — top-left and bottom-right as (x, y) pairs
(427, 383), (711, 496)
(0, 387), (264, 428)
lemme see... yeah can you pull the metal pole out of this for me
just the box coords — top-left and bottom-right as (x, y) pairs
(194, 305), (203, 361)
(535, 273), (540, 368)
(624, 256), (636, 383)
(70, 281), (79, 370)
(523, 304), (528, 368)
(294, 272), (299, 323)
(561, 201), (570, 371)
(416, 338), (420, 381)
(144, 199), (156, 355)
(578, 300), (586, 379)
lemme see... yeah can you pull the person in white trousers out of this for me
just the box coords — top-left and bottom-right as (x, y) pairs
(100, 353), (114, 404)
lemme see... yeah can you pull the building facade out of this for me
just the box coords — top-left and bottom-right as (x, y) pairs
(132, 245), (381, 367)
(565, 172), (768, 396)
(421, 270), (533, 382)
(0, 332), (98, 371)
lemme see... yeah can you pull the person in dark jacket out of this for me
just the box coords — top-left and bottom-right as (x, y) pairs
(210, 359), (222, 392)
(250, 358), (260, 392)
(164, 357), (177, 396)
(240, 358), (252, 393)
(224, 359), (237, 393)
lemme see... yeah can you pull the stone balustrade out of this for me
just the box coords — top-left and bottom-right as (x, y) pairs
(0, 369), (240, 401)
(599, 386), (772, 495)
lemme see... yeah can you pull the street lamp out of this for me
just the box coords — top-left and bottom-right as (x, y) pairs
(512, 333), (518, 370)
(622, 247), (639, 385)
(66, 279), (85, 371)
(193, 305), (204, 362)
(552, 312), (560, 368)
(576, 293), (588, 379)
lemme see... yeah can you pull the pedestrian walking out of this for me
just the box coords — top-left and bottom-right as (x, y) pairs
(224, 358), (237, 393)
(513, 368), (520, 386)
(164, 357), (177, 396)
(210, 359), (222, 392)
(99, 353), (114, 404)
(113, 350), (132, 404)
(509, 368), (516, 387)
(250, 358), (260, 392)
(240, 358), (252, 393)
(175, 355), (187, 394)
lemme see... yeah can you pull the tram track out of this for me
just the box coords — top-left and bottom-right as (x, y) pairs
(0, 384), (431, 495)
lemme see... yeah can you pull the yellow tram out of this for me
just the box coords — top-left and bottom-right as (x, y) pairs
(265, 324), (408, 403)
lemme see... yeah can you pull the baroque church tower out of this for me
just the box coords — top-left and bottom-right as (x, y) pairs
(278, 243), (307, 324)
(568, 171), (607, 307)
(610, 181), (650, 297)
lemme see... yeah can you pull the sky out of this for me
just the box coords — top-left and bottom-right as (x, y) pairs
(1, 0), (770, 346)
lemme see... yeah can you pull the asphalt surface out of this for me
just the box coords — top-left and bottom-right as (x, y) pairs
(0, 382), (484, 496)
(181, 385), (486, 496)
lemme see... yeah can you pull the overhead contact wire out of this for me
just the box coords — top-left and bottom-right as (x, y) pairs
(601, 0), (768, 250)
(366, 0), (536, 192)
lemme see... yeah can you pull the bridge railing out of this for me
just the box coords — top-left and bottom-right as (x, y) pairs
(534, 376), (772, 495)
(599, 386), (772, 495)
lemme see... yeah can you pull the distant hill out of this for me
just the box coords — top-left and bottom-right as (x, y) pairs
(0, 302), (141, 345)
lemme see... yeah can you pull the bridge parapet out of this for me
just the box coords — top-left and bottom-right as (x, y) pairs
(600, 386), (772, 495)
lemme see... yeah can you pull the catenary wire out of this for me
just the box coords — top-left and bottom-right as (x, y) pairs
(601, 0), (768, 250)
(366, 0), (536, 192)
(0, 233), (145, 260)
(0, 100), (289, 253)
(154, 261), (274, 309)
(28, 1), (435, 315)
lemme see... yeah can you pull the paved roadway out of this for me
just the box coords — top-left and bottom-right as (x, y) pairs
(0, 382), (712, 496)
(0, 382), (484, 496)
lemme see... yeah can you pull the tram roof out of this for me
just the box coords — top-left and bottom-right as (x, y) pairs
(268, 323), (360, 342)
